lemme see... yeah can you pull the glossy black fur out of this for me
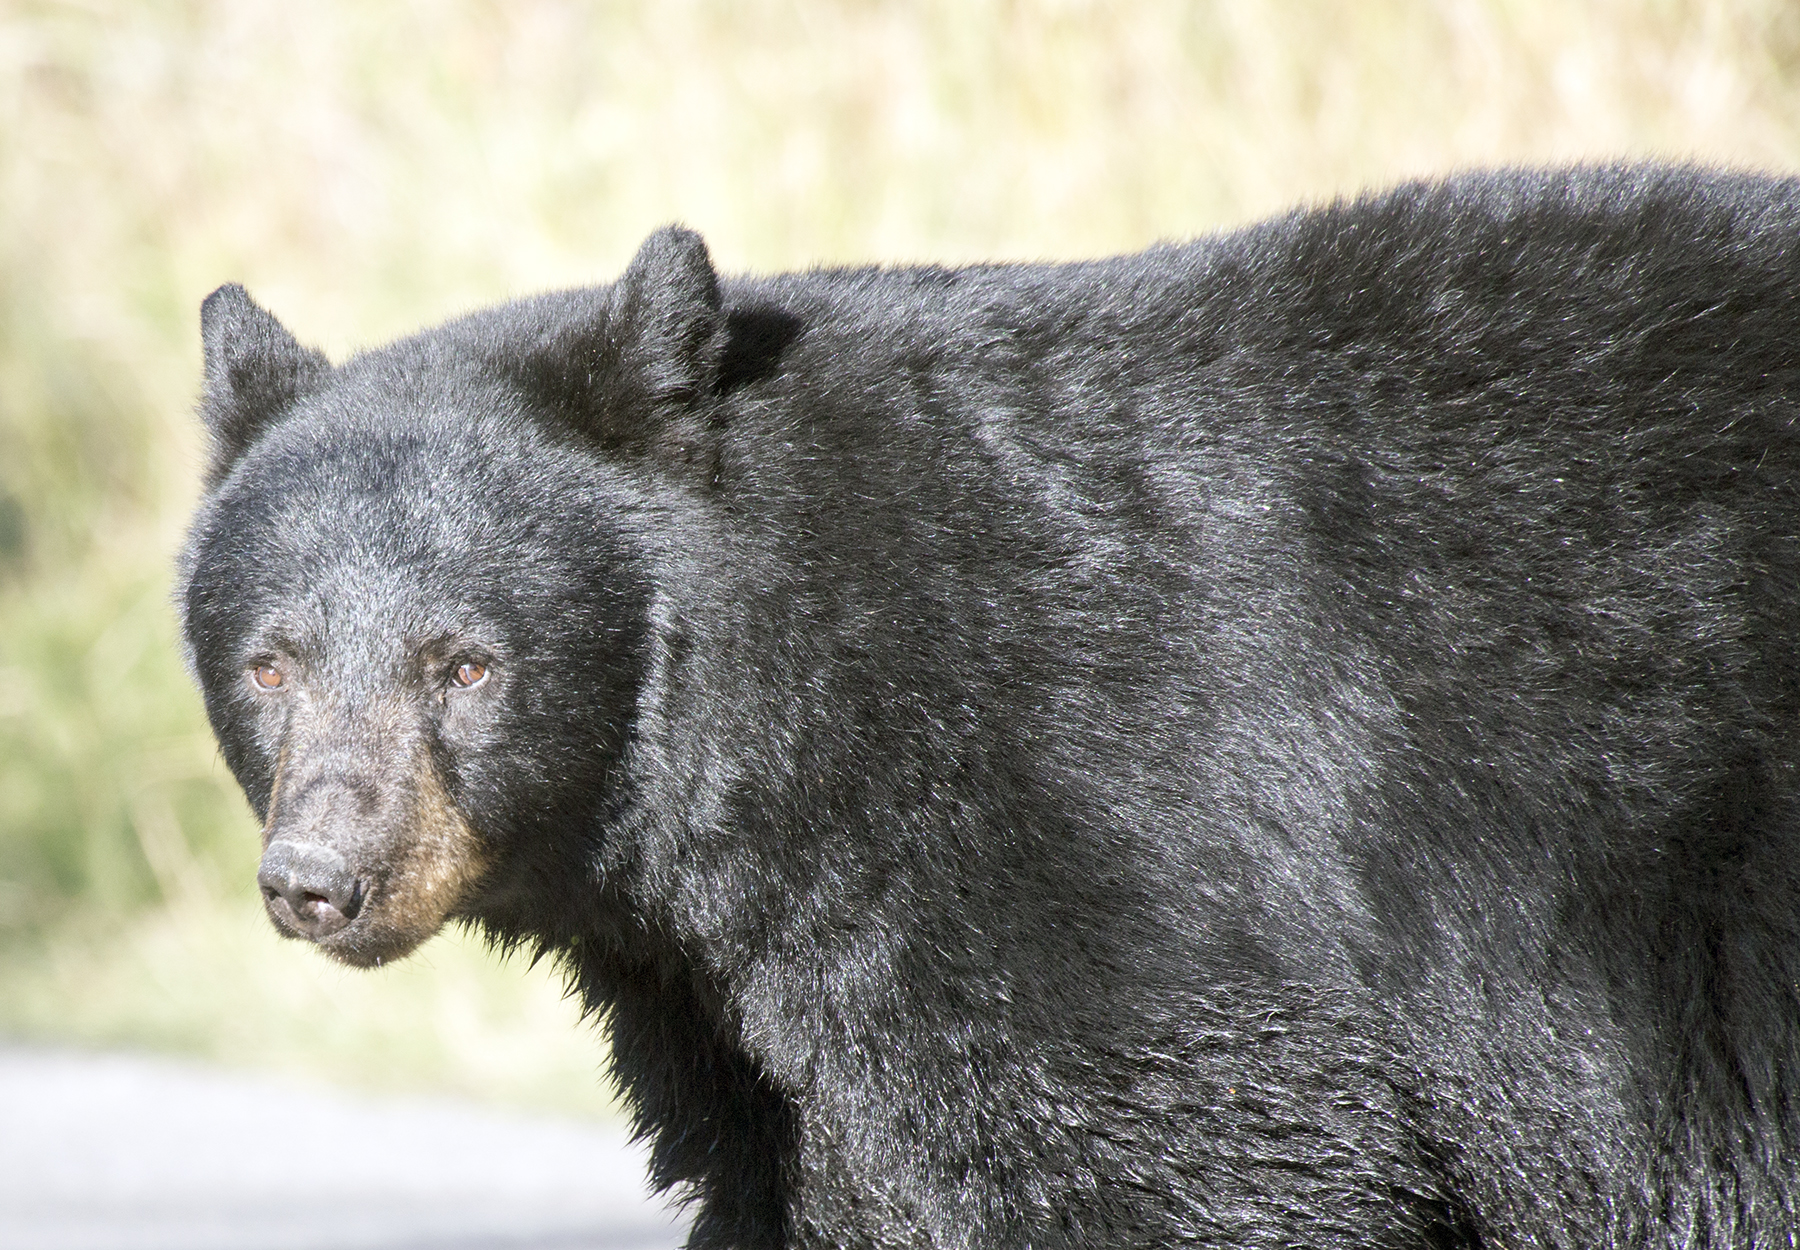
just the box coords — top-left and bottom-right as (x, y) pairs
(183, 166), (1800, 1248)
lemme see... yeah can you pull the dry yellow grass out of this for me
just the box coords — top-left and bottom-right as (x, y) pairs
(3, 0), (1798, 1110)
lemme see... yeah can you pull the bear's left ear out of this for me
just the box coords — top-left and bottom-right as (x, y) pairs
(610, 225), (725, 409)
(521, 226), (727, 475)
(199, 285), (330, 486)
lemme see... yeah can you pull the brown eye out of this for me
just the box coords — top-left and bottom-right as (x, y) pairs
(250, 663), (285, 691)
(451, 661), (488, 688)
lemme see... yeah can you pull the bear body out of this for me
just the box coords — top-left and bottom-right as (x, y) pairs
(183, 166), (1800, 1248)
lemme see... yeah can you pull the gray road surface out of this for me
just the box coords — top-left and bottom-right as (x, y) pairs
(0, 1046), (690, 1250)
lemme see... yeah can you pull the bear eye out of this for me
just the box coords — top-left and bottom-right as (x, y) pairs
(451, 661), (488, 689)
(250, 663), (285, 691)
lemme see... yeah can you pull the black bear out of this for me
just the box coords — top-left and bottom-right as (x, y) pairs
(182, 166), (1800, 1249)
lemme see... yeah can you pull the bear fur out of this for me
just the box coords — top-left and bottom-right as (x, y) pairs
(182, 165), (1800, 1249)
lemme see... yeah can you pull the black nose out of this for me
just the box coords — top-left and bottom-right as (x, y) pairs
(258, 841), (364, 939)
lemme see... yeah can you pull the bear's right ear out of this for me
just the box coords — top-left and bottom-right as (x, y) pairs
(199, 284), (330, 486)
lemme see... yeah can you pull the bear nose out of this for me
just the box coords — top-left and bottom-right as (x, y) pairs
(258, 841), (364, 939)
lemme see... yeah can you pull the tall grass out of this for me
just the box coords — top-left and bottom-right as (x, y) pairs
(3, 0), (1799, 1108)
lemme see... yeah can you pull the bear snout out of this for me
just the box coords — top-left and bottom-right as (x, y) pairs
(258, 840), (365, 939)
(255, 723), (493, 965)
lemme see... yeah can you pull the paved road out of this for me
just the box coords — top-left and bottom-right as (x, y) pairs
(0, 1046), (690, 1250)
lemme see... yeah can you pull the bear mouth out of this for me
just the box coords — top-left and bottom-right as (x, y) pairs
(259, 864), (474, 969)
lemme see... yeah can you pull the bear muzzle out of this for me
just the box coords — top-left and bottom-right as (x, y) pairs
(258, 727), (492, 968)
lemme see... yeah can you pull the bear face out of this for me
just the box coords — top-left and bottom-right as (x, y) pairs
(182, 293), (657, 966)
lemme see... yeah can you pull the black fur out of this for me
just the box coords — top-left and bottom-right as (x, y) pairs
(182, 166), (1800, 1248)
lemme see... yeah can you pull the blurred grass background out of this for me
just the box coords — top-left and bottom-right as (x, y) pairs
(4, 0), (1800, 1117)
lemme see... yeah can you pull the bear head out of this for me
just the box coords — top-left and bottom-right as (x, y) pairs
(180, 227), (730, 966)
